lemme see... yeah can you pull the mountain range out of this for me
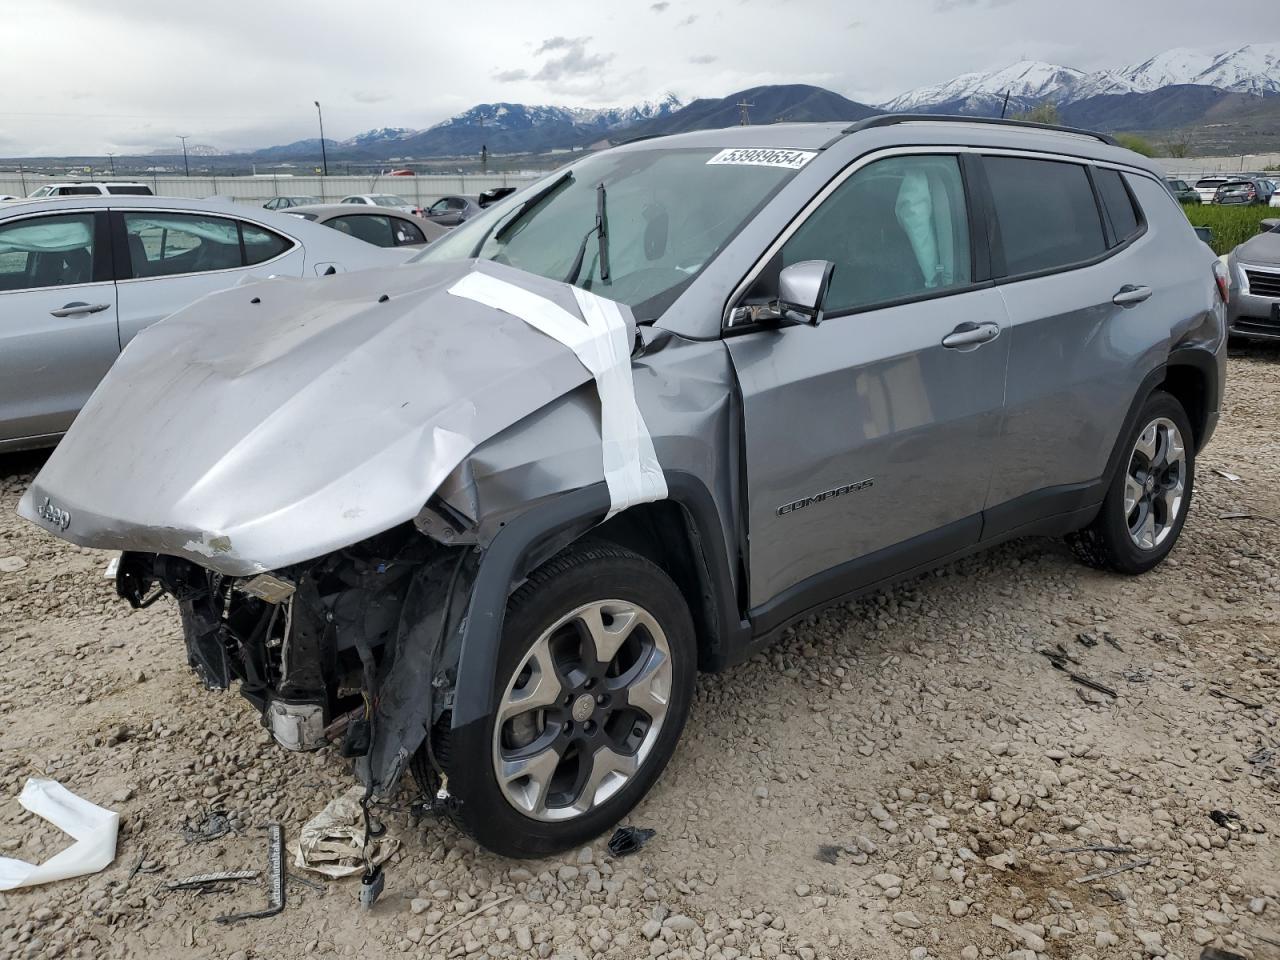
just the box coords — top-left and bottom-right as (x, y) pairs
(241, 42), (1275, 161)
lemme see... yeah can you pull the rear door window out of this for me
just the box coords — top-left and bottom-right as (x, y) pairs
(122, 212), (292, 278)
(984, 156), (1106, 276)
(106, 185), (153, 196)
(1093, 168), (1142, 246)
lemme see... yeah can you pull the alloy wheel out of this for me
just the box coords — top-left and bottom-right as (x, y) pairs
(492, 599), (672, 821)
(1124, 416), (1187, 551)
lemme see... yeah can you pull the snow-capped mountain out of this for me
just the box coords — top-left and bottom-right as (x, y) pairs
(1193, 43), (1280, 97)
(881, 60), (1086, 112)
(882, 42), (1280, 112)
(341, 126), (418, 147)
(426, 96), (684, 135)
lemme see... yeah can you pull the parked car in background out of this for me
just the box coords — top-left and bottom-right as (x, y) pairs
(1165, 178), (1200, 204)
(287, 204), (447, 248)
(0, 196), (410, 450)
(20, 117), (1226, 859)
(25, 182), (154, 198)
(262, 195), (321, 211)
(1213, 179), (1270, 206)
(1194, 176), (1243, 204)
(422, 195), (481, 227)
(339, 194), (417, 215)
(1226, 217), (1280, 340)
(478, 186), (518, 208)
(1273, 187), (1280, 208)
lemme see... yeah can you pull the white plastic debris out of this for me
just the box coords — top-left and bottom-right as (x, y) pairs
(291, 786), (400, 879)
(0, 778), (119, 890)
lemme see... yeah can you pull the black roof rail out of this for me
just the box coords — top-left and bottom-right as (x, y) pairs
(842, 113), (1120, 147)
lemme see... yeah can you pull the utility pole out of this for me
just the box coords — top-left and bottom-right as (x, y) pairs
(177, 135), (190, 176)
(106, 153), (116, 176)
(314, 101), (329, 176)
(737, 100), (754, 125)
(1000, 90), (1010, 119)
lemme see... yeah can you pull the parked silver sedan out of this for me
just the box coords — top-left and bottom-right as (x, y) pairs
(0, 196), (411, 451)
(287, 204), (448, 248)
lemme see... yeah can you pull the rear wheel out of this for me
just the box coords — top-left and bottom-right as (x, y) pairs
(1068, 390), (1195, 574)
(419, 542), (695, 858)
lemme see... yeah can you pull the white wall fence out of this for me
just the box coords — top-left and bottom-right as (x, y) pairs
(1157, 153), (1280, 178)
(0, 172), (541, 205)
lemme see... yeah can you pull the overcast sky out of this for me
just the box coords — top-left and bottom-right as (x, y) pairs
(0, 0), (1273, 156)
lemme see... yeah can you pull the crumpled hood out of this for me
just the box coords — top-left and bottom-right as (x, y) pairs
(1237, 229), (1280, 267)
(19, 259), (614, 574)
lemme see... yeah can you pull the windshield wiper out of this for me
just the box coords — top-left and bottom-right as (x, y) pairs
(470, 171), (574, 257)
(564, 182), (610, 286)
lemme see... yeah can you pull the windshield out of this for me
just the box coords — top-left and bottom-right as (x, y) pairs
(28, 186), (53, 198)
(373, 196), (407, 207)
(411, 146), (803, 319)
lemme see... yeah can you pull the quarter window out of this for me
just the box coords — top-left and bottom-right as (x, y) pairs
(393, 219), (426, 245)
(985, 156), (1106, 276)
(242, 223), (291, 265)
(1094, 168), (1142, 245)
(780, 154), (972, 314)
(0, 213), (97, 292)
(328, 214), (395, 247)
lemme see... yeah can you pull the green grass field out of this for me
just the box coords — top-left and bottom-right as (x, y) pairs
(1180, 202), (1277, 255)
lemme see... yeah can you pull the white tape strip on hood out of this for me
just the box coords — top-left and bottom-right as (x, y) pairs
(448, 271), (667, 517)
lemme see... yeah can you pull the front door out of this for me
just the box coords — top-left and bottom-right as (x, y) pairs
(725, 153), (1010, 611)
(0, 209), (119, 443)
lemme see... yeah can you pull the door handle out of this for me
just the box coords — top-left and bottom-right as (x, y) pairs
(942, 321), (1001, 349)
(50, 302), (111, 318)
(1112, 284), (1152, 307)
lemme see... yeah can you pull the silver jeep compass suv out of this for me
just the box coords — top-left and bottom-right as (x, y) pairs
(21, 116), (1227, 858)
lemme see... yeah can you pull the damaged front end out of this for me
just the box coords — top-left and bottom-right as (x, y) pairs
(114, 520), (476, 792)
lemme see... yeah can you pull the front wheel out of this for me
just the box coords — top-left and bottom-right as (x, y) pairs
(421, 542), (696, 858)
(1068, 390), (1195, 575)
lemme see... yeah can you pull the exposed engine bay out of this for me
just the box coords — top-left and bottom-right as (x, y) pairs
(114, 522), (475, 796)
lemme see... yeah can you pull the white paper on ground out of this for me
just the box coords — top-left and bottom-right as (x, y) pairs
(290, 786), (400, 878)
(448, 271), (667, 517)
(0, 778), (119, 890)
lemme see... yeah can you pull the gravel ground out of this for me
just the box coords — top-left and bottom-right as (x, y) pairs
(1, 347), (1278, 960)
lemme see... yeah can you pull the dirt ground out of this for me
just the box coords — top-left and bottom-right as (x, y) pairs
(1, 346), (1278, 960)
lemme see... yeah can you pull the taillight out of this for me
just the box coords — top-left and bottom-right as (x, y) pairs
(1213, 260), (1230, 305)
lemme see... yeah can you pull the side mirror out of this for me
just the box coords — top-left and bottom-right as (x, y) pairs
(776, 260), (835, 325)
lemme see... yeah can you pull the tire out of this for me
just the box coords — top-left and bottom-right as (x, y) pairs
(1067, 390), (1195, 575)
(419, 542), (696, 858)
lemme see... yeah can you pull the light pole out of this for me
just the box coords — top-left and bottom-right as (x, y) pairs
(314, 101), (329, 176)
(106, 153), (116, 176)
(177, 135), (190, 176)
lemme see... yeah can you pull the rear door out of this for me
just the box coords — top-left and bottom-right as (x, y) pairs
(981, 154), (1164, 533)
(726, 151), (1010, 612)
(112, 209), (304, 346)
(0, 209), (119, 442)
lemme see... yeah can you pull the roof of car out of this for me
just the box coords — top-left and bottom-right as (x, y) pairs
(289, 204), (422, 217)
(614, 115), (1163, 174)
(1, 195), (261, 216)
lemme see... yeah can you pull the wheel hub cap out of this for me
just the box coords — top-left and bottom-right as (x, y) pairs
(1124, 416), (1187, 551)
(492, 599), (672, 822)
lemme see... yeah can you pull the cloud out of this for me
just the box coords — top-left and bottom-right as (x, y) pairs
(493, 68), (529, 82)
(678, 14), (698, 25)
(650, 1), (669, 9)
(689, 53), (717, 64)
(934, 0), (1015, 10)
(351, 90), (391, 104)
(535, 35), (587, 55)
(528, 36), (613, 84)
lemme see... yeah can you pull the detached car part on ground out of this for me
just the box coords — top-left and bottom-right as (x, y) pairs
(21, 116), (1227, 859)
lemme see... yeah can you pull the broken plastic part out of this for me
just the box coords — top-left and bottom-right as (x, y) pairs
(0, 778), (120, 891)
(215, 823), (285, 924)
(606, 825), (656, 857)
(359, 864), (385, 909)
(237, 573), (297, 604)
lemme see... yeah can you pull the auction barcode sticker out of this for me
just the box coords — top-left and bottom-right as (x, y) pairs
(706, 148), (817, 170)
